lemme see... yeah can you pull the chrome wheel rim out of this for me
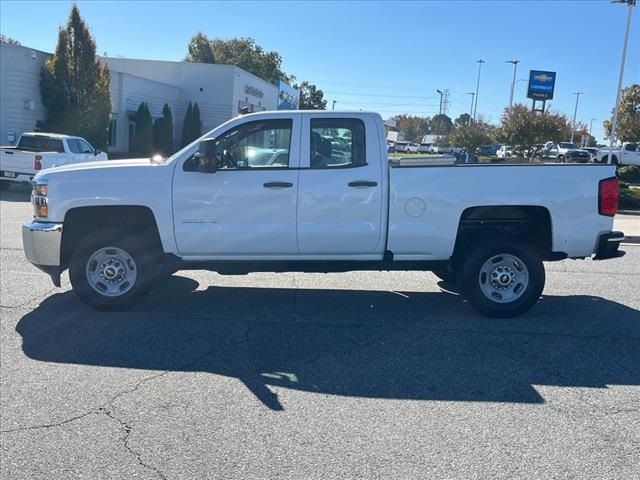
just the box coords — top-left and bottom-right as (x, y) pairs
(478, 254), (529, 304)
(86, 246), (137, 297)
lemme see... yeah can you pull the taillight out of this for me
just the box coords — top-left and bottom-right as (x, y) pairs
(598, 176), (619, 217)
(34, 155), (42, 170)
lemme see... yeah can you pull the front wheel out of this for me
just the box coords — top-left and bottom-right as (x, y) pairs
(69, 229), (157, 310)
(458, 238), (545, 318)
(557, 155), (565, 163)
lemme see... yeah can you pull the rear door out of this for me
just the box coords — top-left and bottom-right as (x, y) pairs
(296, 115), (385, 255)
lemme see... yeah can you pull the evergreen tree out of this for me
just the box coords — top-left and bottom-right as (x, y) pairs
(132, 102), (153, 155)
(153, 103), (174, 156)
(39, 5), (111, 149)
(181, 102), (194, 147)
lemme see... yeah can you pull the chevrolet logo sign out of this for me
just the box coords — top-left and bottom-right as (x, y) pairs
(534, 74), (554, 82)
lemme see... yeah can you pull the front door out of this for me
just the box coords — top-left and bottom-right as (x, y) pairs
(172, 116), (301, 257)
(296, 115), (384, 255)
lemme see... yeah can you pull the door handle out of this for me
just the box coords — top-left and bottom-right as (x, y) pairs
(348, 180), (378, 188)
(263, 181), (293, 189)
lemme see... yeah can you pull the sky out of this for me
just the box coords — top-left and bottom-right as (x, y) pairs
(1, 0), (639, 142)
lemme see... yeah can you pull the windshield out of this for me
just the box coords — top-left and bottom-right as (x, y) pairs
(17, 135), (65, 153)
(559, 143), (578, 149)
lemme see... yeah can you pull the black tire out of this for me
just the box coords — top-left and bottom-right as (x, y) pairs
(458, 237), (545, 318)
(0, 180), (10, 191)
(557, 155), (565, 163)
(69, 229), (159, 310)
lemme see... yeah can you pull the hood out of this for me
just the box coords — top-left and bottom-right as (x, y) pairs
(34, 157), (159, 181)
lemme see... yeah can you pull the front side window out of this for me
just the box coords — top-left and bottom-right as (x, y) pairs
(67, 139), (81, 154)
(190, 119), (292, 171)
(310, 118), (366, 168)
(78, 139), (94, 153)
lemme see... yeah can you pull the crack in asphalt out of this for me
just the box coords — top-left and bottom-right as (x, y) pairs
(101, 406), (168, 480)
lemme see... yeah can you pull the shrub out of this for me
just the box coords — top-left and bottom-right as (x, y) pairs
(617, 166), (640, 184)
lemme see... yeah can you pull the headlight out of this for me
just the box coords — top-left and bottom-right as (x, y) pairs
(31, 182), (48, 217)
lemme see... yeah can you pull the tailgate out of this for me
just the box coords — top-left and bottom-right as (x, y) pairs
(0, 150), (36, 175)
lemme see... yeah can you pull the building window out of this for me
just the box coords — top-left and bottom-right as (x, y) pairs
(108, 117), (117, 147)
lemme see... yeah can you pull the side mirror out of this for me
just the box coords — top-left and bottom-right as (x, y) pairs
(188, 152), (217, 173)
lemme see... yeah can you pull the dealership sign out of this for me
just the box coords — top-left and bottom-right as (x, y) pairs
(277, 80), (299, 110)
(527, 70), (556, 100)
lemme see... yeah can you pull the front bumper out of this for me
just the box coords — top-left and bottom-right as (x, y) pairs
(594, 231), (625, 260)
(22, 221), (63, 286)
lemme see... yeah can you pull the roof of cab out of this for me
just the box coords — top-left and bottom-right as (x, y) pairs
(21, 132), (76, 139)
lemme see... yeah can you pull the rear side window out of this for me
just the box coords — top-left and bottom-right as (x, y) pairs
(310, 118), (366, 168)
(46, 139), (64, 153)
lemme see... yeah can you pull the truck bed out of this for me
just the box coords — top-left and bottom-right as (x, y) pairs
(388, 162), (617, 260)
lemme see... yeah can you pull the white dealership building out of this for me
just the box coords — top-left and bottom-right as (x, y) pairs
(1, 43), (295, 154)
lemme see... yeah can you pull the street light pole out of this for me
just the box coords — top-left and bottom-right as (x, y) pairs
(505, 59), (520, 109)
(608, 0), (635, 162)
(466, 92), (475, 124)
(590, 118), (596, 136)
(570, 92), (583, 143)
(436, 89), (444, 115)
(473, 59), (485, 121)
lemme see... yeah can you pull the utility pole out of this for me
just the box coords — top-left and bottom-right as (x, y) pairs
(466, 92), (475, 124)
(570, 92), (583, 143)
(589, 118), (596, 136)
(505, 59), (520, 109)
(473, 59), (485, 121)
(332, 100), (336, 111)
(442, 89), (450, 116)
(609, 0), (635, 161)
(436, 89), (444, 115)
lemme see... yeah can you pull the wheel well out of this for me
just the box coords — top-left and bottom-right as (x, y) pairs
(61, 206), (162, 268)
(453, 206), (555, 263)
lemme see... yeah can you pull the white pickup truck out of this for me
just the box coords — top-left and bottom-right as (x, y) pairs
(0, 132), (107, 189)
(22, 111), (625, 318)
(596, 142), (640, 166)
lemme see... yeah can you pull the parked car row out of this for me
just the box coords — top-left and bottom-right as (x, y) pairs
(388, 140), (464, 155)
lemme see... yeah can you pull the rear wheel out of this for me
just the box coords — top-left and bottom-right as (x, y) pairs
(69, 229), (159, 310)
(458, 238), (545, 318)
(557, 155), (565, 163)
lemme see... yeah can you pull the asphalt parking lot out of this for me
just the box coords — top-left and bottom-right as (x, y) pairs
(1, 185), (639, 479)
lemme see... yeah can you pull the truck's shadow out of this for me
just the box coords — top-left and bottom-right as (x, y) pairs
(16, 275), (640, 410)
(0, 185), (31, 202)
